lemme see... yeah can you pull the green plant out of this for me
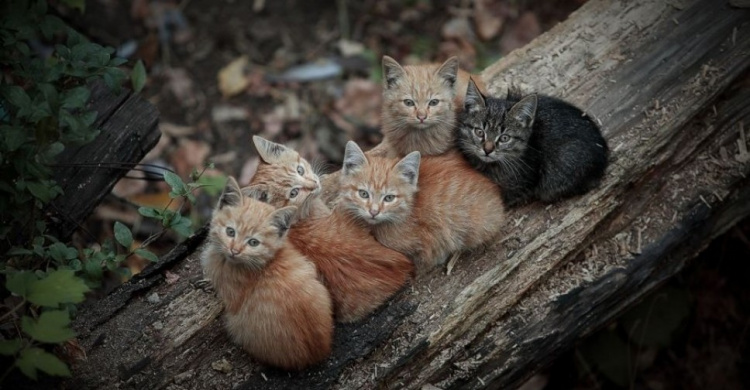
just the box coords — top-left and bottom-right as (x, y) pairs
(0, 0), (203, 383)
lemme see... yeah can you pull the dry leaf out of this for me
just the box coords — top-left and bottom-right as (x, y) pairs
(164, 271), (180, 284)
(112, 170), (147, 198)
(473, 0), (504, 41)
(171, 139), (211, 177)
(218, 56), (250, 98)
(164, 67), (197, 107)
(500, 12), (541, 54)
(239, 156), (260, 186)
(160, 122), (195, 137)
(211, 104), (249, 123)
(128, 191), (180, 211)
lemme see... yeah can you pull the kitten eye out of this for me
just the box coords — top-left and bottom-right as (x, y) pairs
(297, 165), (305, 175)
(289, 188), (300, 198)
(358, 189), (369, 199)
(428, 99), (439, 106)
(474, 128), (484, 138)
(403, 99), (415, 107)
(225, 227), (235, 237)
(383, 195), (396, 202)
(499, 134), (511, 143)
(247, 238), (260, 247)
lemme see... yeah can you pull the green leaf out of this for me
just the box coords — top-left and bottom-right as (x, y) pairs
(83, 256), (103, 281)
(21, 310), (75, 343)
(16, 347), (71, 380)
(138, 206), (160, 218)
(61, 0), (85, 12)
(170, 214), (192, 237)
(131, 60), (147, 93)
(2, 125), (28, 151)
(27, 269), (90, 307)
(1, 85), (32, 111)
(0, 339), (23, 356)
(163, 171), (186, 196)
(134, 248), (159, 262)
(196, 174), (227, 197)
(61, 86), (90, 110)
(113, 221), (133, 249)
(26, 181), (57, 203)
(6, 271), (38, 298)
(47, 242), (78, 263)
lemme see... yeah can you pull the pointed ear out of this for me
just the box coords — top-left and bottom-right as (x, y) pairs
(382, 56), (406, 89)
(253, 135), (289, 164)
(508, 94), (538, 129)
(435, 56), (459, 88)
(464, 79), (486, 113)
(395, 151), (420, 186)
(218, 177), (242, 209)
(241, 184), (271, 203)
(269, 206), (297, 237)
(343, 141), (367, 176)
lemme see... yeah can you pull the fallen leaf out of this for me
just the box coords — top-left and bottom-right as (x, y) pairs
(442, 17), (475, 42)
(112, 170), (147, 198)
(218, 56), (250, 98)
(160, 122), (195, 137)
(332, 78), (381, 134)
(128, 191), (180, 211)
(164, 271), (180, 284)
(239, 156), (260, 186)
(500, 12), (542, 54)
(171, 139), (211, 177)
(211, 104), (249, 123)
(473, 0), (504, 41)
(164, 68), (197, 107)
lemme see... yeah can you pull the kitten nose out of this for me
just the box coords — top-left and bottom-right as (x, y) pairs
(417, 113), (427, 122)
(369, 209), (379, 217)
(230, 248), (240, 256)
(483, 142), (495, 155)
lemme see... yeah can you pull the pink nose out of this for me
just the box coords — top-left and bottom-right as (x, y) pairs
(369, 209), (379, 217)
(230, 248), (240, 256)
(417, 114), (427, 122)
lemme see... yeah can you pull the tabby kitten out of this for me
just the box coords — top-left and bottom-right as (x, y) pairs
(339, 141), (505, 273)
(201, 177), (333, 370)
(456, 80), (609, 208)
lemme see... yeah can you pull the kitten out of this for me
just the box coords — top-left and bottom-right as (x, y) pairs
(377, 55), (460, 157)
(245, 144), (414, 322)
(339, 141), (505, 273)
(250, 135), (329, 218)
(456, 80), (609, 208)
(201, 177), (333, 370)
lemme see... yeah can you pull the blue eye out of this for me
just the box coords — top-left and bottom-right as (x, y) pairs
(429, 99), (439, 106)
(226, 227), (235, 237)
(247, 238), (260, 247)
(289, 188), (300, 198)
(403, 99), (415, 107)
(297, 165), (305, 175)
(358, 190), (369, 199)
(384, 195), (395, 202)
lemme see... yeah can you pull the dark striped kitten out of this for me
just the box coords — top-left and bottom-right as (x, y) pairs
(456, 80), (608, 208)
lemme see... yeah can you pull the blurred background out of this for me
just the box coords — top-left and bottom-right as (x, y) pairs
(57, 0), (748, 389)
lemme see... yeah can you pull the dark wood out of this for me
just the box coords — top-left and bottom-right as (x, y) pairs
(67, 0), (750, 389)
(48, 82), (161, 241)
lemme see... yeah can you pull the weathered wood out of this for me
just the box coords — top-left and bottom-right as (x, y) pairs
(49, 82), (160, 241)
(67, 0), (750, 389)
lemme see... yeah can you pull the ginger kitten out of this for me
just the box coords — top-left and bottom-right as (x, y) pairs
(245, 143), (414, 322)
(250, 136), (329, 217)
(339, 141), (505, 273)
(201, 177), (333, 370)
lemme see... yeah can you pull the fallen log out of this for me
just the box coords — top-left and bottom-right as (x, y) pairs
(66, 0), (750, 389)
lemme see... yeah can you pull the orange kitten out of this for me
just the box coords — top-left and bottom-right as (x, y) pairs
(379, 55), (476, 157)
(250, 135), (329, 217)
(244, 145), (414, 322)
(339, 141), (505, 273)
(201, 177), (333, 370)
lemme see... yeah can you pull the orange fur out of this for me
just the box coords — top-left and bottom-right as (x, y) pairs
(243, 141), (414, 322)
(340, 141), (505, 273)
(201, 177), (333, 370)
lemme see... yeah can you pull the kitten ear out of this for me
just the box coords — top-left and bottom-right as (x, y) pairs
(435, 56), (459, 88)
(269, 206), (297, 237)
(343, 141), (367, 175)
(253, 135), (290, 164)
(382, 56), (406, 89)
(464, 79), (486, 113)
(508, 94), (538, 129)
(218, 177), (242, 209)
(241, 184), (271, 203)
(395, 151), (420, 186)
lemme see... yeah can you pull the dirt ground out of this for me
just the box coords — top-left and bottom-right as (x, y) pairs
(67, 0), (749, 388)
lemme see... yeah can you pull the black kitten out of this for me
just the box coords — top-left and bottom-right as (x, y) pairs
(456, 80), (608, 208)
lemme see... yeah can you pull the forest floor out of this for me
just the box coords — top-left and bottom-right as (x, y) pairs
(67, 0), (748, 388)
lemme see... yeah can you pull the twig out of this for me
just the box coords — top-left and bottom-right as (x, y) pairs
(0, 300), (26, 323)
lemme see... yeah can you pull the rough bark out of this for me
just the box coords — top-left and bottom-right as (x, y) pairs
(66, 0), (750, 389)
(48, 82), (161, 241)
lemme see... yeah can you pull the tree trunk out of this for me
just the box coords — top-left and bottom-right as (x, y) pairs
(66, 0), (750, 389)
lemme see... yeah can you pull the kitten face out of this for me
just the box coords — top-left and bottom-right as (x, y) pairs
(209, 177), (296, 269)
(339, 141), (420, 225)
(457, 81), (538, 164)
(251, 136), (321, 208)
(382, 56), (458, 130)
